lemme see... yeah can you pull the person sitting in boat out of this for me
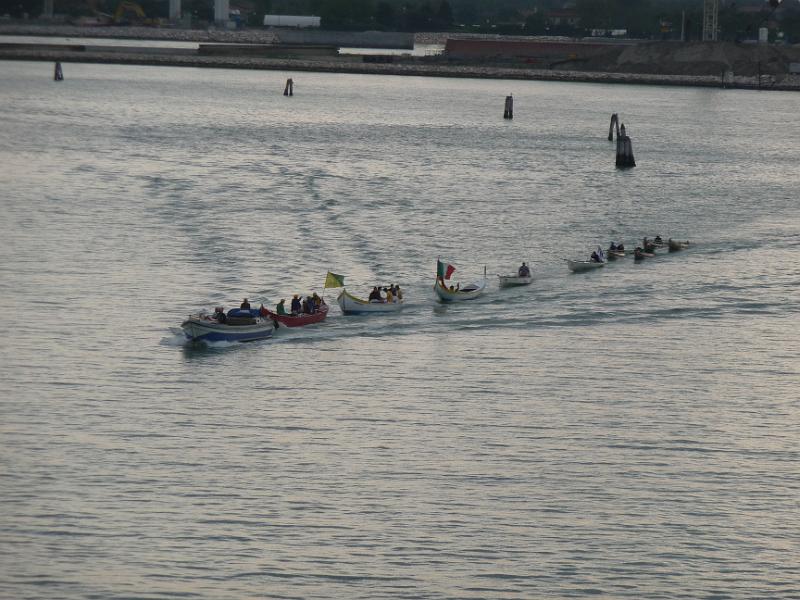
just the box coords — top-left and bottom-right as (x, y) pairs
(609, 242), (617, 251)
(240, 298), (251, 310)
(276, 299), (288, 316)
(311, 293), (323, 310)
(654, 235), (663, 245)
(213, 306), (227, 324)
(307, 295), (318, 314)
(590, 250), (602, 263)
(368, 286), (383, 302)
(617, 243), (625, 252)
(385, 287), (394, 303)
(394, 285), (403, 301)
(290, 295), (302, 315)
(634, 247), (644, 258)
(518, 262), (530, 277)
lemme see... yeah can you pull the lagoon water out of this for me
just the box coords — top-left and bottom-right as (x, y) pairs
(1, 60), (799, 599)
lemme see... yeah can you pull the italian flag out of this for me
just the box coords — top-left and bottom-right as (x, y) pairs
(437, 259), (456, 280)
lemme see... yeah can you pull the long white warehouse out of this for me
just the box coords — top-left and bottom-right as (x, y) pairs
(263, 15), (321, 28)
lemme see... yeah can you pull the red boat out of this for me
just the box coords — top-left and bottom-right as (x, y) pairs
(261, 302), (329, 327)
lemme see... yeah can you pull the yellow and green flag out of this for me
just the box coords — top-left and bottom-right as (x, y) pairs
(324, 272), (345, 289)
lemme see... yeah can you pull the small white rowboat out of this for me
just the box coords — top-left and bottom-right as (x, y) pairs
(434, 278), (487, 302)
(566, 259), (606, 273)
(498, 274), (533, 287)
(337, 289), (404, 315)
(668, 239), (690, 252)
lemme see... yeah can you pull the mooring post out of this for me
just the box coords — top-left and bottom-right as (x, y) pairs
(503, 95), (513, 119)
(615, 123), (636, 168)
(284, 78), (293, 96)
(608, 113), (619, 141)
(54, 62), (63, 81)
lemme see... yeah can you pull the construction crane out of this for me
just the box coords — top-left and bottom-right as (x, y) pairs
(702, 0), (719, 41)
(704, 0), (782, 42)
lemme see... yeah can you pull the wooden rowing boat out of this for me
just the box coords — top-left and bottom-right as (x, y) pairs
(262, 303), (329, 327)
(337, 289), (404, 314)
(497, 274), (533, 287)
(566, 259), (605, 272)
(668, 239), (690, 252)
(434, 277), (487, 301)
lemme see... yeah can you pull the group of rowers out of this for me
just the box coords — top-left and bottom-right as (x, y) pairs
(210, 295), (327, 323)
(630, 236), (664, 259)
(606, 235), (664, 260)
(368, 284), (403, 303)
(275, 293), (326, 316)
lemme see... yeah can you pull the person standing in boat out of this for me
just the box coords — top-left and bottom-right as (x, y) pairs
(518, 262), (530, 277)
(290, 295), (302, 315)
(240, 298), (251, 310)
(306, 295), (317, 313)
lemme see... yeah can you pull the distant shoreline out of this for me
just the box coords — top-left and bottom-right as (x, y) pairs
(4, 49), (798, 91)
(2, 25), (798, 91)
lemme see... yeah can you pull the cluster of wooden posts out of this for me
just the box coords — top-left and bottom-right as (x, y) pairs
(500, 97), (635, 168)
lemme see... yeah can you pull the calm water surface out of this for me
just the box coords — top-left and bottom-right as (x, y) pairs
(1, 60), (799, 599)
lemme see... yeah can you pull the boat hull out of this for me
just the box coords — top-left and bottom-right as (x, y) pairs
(668, 239), (690, 252)
(337, 290), (404, 314)
(264, 303), (329, 327)
(567, 260), (605, 273)
(434, 279), (487, 301)
(180, 317), (275, 343)
(606, 250), (626, 259)
(498, 274), (533, 287)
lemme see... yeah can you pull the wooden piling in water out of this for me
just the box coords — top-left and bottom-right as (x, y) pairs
(503, 95), (513, 119)
(283, 78), (293, 96)
(608, 113), (619, 141)
(615, 123), (636, 168)
(54, 62), (63, 81)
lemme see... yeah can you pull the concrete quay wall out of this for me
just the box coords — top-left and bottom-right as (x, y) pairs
(3, 46), (798, 91)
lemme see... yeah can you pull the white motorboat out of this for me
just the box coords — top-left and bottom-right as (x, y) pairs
(180, 309), (275, 343)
